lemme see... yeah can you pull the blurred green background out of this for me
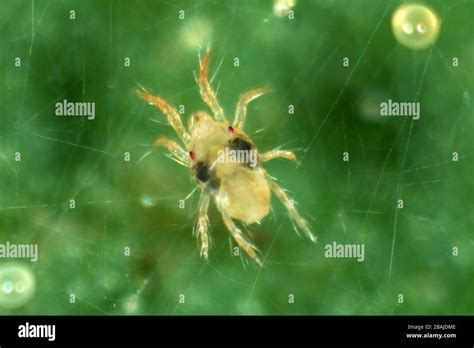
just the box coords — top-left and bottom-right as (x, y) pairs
(0, 0), (473, 315)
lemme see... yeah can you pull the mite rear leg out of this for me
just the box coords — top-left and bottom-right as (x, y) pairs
(233, 87), (271, 130)
(197, 49), (227, 122)
(267, 175), (317, 243)
(219, 209), (262, 266)
(260, 150), (297, 162)
(195, 193), (211, 259)
(136, 88), (190, 144)
(153, 137), (189, 166)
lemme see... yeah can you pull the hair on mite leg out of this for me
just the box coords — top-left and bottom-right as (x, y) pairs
(153, 137), (189, 166)
(209, 53), (224, 85)
(197, 49), (227, 122)
(228, 238), (250, 269)
(195, 193), (211, 259)
(240, 247), (251, 269)
(218, 208), (263, 266)
(265, 173), (317, 243)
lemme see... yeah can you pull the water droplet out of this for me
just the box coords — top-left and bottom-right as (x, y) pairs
(273, 0), (297, 17)
(123, 295), (140, 314)
(391, 4), (440, 50)
(0, 263), (36, 309)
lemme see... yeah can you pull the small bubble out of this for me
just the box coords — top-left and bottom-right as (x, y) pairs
(0, 263), (36, 309)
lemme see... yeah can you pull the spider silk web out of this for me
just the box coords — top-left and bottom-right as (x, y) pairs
(0, 0), (473, 315)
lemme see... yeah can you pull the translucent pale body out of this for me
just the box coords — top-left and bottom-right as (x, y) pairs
(391, 4), (440, 50)
(188, 115), (270, 224)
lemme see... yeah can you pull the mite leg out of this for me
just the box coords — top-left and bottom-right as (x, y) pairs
(267, 175), (317, 243)
(233, 87), (271, 130)
(195, 193), (211, 259)
(197, 49), (227, 122)
(137, 88), (190, 144)
(219, 209), (262, 266)
(260, 150), (297, 162)
(153, 137), (190, 166)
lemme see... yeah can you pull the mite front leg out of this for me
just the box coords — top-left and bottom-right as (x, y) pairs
(195, 193), (211, 259)
(153, 137), (189, 166)
(219, 209), (262, 266)
(137, 88), (190, 144)
(260, 150), (297, 162)
(233, 87), (271, 130)
(267, 175), (317, 243)
(197, 49), (227, 123)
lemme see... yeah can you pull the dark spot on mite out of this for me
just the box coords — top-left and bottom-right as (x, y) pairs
(195, 161), (210, 182)
(228, 137), (257, 169)
(194, 161), (220, 191)
(208, 176), (220, 191)
(229, 137), (253, 152)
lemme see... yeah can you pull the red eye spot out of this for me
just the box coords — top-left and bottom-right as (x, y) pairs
(189, 151), (196, 160)
(228, 126), (235, 134)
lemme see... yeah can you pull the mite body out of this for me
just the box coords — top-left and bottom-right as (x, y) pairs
(137, 50), (316, 265)
(189, 115), (270, 224)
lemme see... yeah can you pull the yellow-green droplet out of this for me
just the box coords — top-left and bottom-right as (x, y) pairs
(122, 294), (140, 314)
(391, 3), (440, 50)
(180, 18), (212, 50)
(0, 263), (36, 309)
(273, 0), (296, 17)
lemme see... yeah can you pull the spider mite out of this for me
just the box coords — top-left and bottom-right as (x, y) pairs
(136, 49), (316, 266)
